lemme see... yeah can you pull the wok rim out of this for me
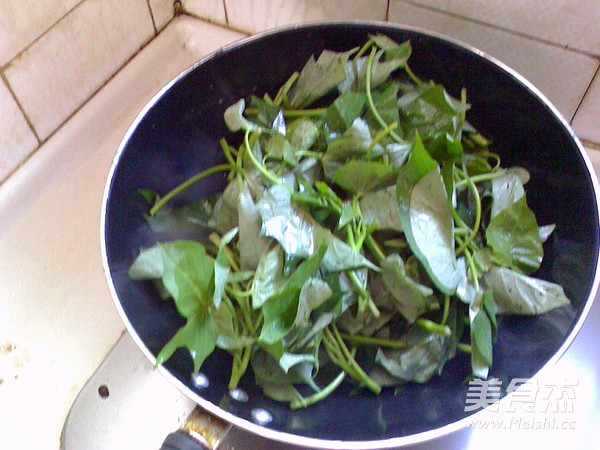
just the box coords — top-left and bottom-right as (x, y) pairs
(100, 19), (600, 448)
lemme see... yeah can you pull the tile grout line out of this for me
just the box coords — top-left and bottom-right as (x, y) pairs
(570, 63), (600, 128)
(222, 0), (230, 24)
(145, 0), (159, 34)
(396, 0), (600, 60)
(1, 0), (87, 72)
(0, 70), (41, 145)
(0, 15), (178, 187)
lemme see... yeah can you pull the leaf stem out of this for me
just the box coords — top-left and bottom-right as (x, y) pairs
(365, 233), (386, 264)
(440, 295), (450, 326)
(149, 163), (232, 216)
(366, 121), (399, 159)
(290, 370), (346, 409)
(454, 169), (506, 188)
(340, 333), (408, 349)
(404, 62), (423, 85)
(415, 318), (451, 336)
(243, 129), (281, 185)
(454, 168), (482, 256)
(365, 47), (403, 143)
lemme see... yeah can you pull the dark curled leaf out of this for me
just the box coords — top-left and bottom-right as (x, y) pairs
(381, 253), (435, 323)
(333, 160), (396, 195)
(486, 196), (543, 274)
(259, 245), (327, 345)
(375, 328), (446, 383)
(482, 266), (571, 315)
(359, 185), (402, 231)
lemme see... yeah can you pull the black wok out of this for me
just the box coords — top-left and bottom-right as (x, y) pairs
(101, 21), (599, 448)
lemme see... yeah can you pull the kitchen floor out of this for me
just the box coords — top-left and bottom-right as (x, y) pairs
(0, 5), (599, 449)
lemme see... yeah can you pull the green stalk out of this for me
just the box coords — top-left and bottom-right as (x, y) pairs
(365, 47), (404, 143)
(365, 122), (398, 159)
(149, 163), (232, 216)
(340, 333), (408, 349)
(324, 325), (381, 394)
(273, 71), (299, 106)
(242, 129), (281, 185)
(457, 343), (472, 354)
(404, 62), (423, 85)
(454, 168), (482, 256)
(290, 370), (346, 409)
(454, 169), (506, 188)
(440, 295), (450, 327)
(415, 318), (451, 336)
(365, 233), (386, 264)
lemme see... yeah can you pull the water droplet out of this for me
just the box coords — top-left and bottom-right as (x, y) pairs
(229, 387), (249, 402)
(191, 372), (209, 389)
(251, 407), (273, 425)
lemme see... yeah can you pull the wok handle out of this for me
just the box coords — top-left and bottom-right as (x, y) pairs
(159, 406), (231, 450)
(160, 430), (212, 450)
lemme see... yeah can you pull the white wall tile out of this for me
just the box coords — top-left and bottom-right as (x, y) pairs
(183, 0), (227, 24)
(171, 16), (246, 58)
(402, 0), (600, 56)
(224, 0), (388, 34)
(388, 1), (598, 121)
(148, 0), (175, 31)
(0, 80), (38, 181)
(573, 71), (600, 144)
(4, 0), (155, 141)
(0, 0), (81, 66)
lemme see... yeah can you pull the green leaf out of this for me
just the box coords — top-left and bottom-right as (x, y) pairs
(212, 228), (237, 309)
(490, 168), (527, 219)
(325, 91), (366, 132)
(289, 49), (356, 108)
(259, 245), (327, 344)
(129, 245), (164, 279)
(251, 245), (286, 309)
(482, 266), (571, 315)
(486, 196), (543, 274)
(287, 118), (320, 152)
(321, 118), (375, 180)
(224, 99), (262, 132)
(293, 277), (333, 329)
(396, 136), (459, 294)
(333, 160), (396, 195)
(375, 328), (446, 383)
(238, 182), (271, 271)
(366, 82), (401, 131)
(359, 185), (402, 231)
(158, 241), (214, 318)
(156, 311), (217, 373)
(470, 298), (493, 378)
(381, 253), (435, 323)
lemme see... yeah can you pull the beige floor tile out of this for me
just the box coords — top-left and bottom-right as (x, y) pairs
(4, 0), (155, 141)
(183, 0), (228, 24)
(573, 71), (600, 145)
(0, 0), (80, 66)
(0, 80), (38, 182)
(388, 1), (598, 121)
(404, 0), (600, 56)
(224, 0), (388, 34)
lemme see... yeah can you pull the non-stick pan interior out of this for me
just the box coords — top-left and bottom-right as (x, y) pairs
(103, 22), (599, 445)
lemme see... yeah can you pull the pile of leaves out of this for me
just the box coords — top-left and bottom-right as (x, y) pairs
(129, 34), (571, 409)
